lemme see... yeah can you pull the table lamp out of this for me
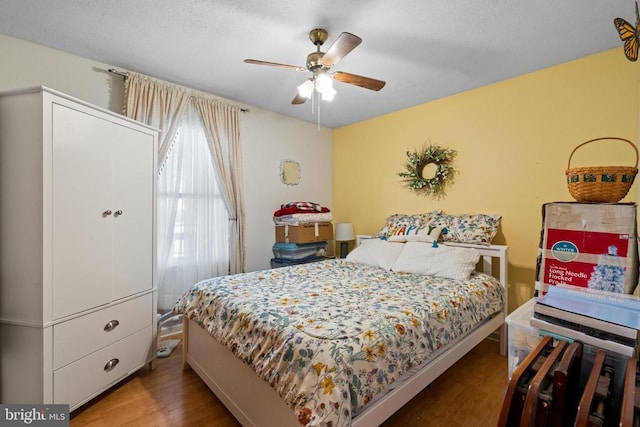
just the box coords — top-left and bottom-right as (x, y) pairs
(335, 222), (355, 258)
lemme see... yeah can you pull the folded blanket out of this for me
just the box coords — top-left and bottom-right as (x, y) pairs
(281, 201), (327, 212)
(274, 206), (331, 217)
(273, 212), (333, 225)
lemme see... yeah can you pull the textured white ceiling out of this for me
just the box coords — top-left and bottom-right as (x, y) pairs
(0, 0), (635, 128)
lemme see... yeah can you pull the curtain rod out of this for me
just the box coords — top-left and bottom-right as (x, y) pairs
(107, 68), (250, 112)
(108, 68), (129, 78)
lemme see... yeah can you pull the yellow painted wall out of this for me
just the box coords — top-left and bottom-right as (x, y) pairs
(333, 48), (639, 311)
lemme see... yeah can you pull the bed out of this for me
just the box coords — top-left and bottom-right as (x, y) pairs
(174, 240), (508, 427)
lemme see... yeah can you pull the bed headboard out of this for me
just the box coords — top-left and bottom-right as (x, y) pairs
(445, 242), (509, 356)
(444, 242), (508, 291)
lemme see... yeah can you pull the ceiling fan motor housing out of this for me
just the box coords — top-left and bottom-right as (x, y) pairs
(306, 51), (326, 71)
(309, 28), (328, 46)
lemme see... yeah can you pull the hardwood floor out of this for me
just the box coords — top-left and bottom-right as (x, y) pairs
(70, 338), (508, 426)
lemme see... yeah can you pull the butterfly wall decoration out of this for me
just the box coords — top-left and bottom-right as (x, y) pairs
(614, 1), (640, 61)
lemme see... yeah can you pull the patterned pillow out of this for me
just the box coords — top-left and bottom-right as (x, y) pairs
(387, 224), (442, 243)
(376, 211), (441, 239)
(429, 213), (501, 245)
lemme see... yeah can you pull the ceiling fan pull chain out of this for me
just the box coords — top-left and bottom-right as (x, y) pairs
(317, 95), (321, 131)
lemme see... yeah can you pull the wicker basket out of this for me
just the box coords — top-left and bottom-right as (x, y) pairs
(566, 137), (638, 203)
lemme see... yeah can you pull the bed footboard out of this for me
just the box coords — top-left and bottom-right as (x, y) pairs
(183, 311), (505, 427)
(183, 317), (299, 427)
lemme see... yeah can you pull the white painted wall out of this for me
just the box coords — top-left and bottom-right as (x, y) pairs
(0, 33), (333, 273)
(242, 108), (333, 272)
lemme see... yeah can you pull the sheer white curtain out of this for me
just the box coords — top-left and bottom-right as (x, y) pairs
(125, 72), (241, 312)
(156, 103), (229, 310)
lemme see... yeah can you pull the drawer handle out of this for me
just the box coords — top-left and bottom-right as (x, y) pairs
(104, 358), (119, 372)
(104, 320), (120, 331)
(114, 209), (123, 217)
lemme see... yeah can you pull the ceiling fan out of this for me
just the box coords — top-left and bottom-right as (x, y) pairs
(244, 28), (386, 105)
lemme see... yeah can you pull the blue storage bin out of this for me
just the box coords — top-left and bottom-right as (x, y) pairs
(270, 256), (325, 269)
(272, 241), (327, 260)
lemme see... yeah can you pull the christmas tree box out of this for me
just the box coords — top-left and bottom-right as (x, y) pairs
(536, 202), (639, 295)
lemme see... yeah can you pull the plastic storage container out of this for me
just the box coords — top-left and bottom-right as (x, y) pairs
(270, 257), (325, 269)
(505, 298), (542, 378)
(272, 242), (327, 260)
(505, 297), (628, 412)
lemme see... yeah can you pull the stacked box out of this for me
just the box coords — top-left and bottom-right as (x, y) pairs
(536, 202), (638, 295)
(275, 223), (333, 244)
(270, 257), (324, 269)
(272, 242), (328, 260)
(270, 241), (328, 268)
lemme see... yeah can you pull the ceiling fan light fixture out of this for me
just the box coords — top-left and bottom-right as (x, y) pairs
(315, 72), (333, 93)
(297, 79), (314, 98)
(321, 86), (337, 101)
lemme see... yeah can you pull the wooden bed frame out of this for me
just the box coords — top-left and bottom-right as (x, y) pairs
(182, 243), (508, 426)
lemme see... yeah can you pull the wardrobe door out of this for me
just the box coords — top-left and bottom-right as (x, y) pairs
(110, 123), (154, 300)
(51, 103), (113, 319)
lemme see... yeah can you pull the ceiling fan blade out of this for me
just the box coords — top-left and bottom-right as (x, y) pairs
(321, 32), (362, 67)
(333, 71), (386, 91)
(291, 93), (308, 105)
(244, 59), (306, 72)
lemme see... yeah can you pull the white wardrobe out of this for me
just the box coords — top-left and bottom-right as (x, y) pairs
(0, 87), (158, 410)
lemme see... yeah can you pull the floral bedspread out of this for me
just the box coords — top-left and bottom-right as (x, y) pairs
(173, 259), (504, 426)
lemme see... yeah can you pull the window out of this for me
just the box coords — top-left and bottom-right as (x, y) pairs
(156, 102), (229, 310)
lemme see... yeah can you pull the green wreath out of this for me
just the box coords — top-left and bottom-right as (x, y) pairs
(398, 144), (457, 197)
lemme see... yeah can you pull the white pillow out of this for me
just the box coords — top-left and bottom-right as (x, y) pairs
(391, 242), (481, 281)
(346, 239), (405, 270)
(387, 224), (442, 243)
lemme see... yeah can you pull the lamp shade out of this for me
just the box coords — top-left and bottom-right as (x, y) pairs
(315, 72), (333, 93)
(335, 222), (355, 241)
(297, 80), (314, 99)
(321, 86), (337, 101)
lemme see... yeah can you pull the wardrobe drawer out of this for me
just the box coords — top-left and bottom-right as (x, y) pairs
(53, 293), (152, 370)
(54, 325), (152, 410)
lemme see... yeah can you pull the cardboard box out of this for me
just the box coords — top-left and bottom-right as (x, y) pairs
(536, 202), (638, 294)
(275, 223), (333, 244)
